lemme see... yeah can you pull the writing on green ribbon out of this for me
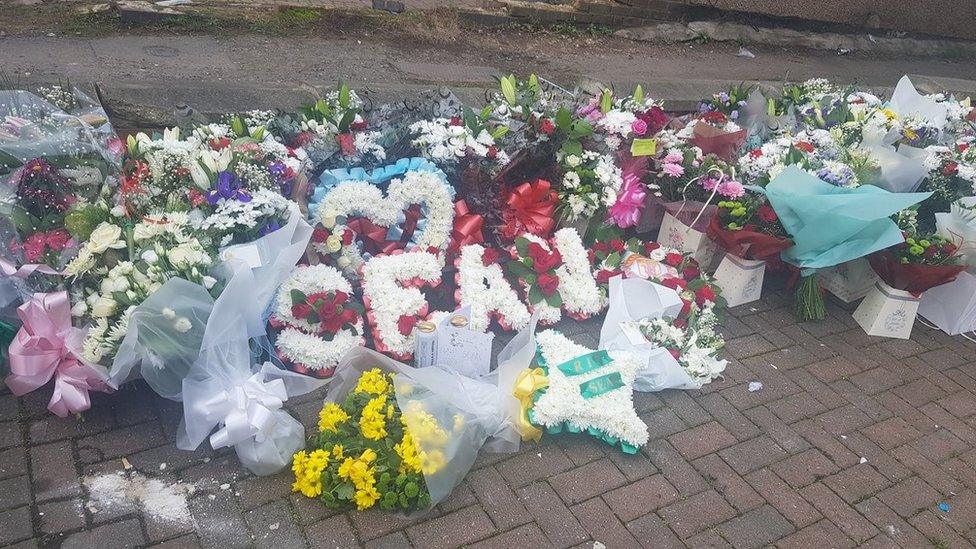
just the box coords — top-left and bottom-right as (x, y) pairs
(579, 372), (624, 399)
(556, 351), (612, 377)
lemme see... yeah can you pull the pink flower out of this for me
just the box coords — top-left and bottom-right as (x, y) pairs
(661, 163), (684, 177)
(631, 119), (648, 136)
(701, 177), (718, 191)
(718, 179), (745, 199)
(609, 156), (648, 228)
(22, 233), (46, 263)
(664, 151), (683, 164)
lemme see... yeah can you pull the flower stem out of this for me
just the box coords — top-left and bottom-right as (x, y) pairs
(795, 274), (826, 321)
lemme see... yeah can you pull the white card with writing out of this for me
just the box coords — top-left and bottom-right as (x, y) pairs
(434, 325), (494, 378)
(220, 243), (263, 269)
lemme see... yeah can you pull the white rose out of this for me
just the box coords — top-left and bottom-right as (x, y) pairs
(325, 234), (342, 253)
(202, 276), (217, 290)
(87, 222), (124, 254)
(112, 277), (130, 293)
(173, 317), (192, 333)
(321, 209), (338, 229)
(337, 256), (351, 269)
(566, 155), (582, 168)
(91, 297), (117, 318)
(133, 222), (161, 242)
(141, 250), (159, 264)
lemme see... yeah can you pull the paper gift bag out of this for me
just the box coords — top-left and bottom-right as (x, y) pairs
(820, 258), (880, 303)
(713, 254), (765, 308)
(658, 212), (720, 270)
(919, 271), (976, 335)
(853, 281), (920, 339)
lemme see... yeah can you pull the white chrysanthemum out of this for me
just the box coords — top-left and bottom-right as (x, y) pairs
(361, 252), (443, 357)
(456, 244), (530, 332)
(532, 330), (648, 448)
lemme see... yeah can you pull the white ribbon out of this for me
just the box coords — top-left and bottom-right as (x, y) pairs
(205, 372), (289, 449)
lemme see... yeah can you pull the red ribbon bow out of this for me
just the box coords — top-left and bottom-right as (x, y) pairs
(501, 179), (558, 241)
(449, 200), (485, 253)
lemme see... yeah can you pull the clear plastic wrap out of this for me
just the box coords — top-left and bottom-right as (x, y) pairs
(328, 346), (520, 510)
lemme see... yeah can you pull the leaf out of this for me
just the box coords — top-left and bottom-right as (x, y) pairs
(605, 251), (621, 268)
(339, 82), (350, 109)
(514, 236), (530, 256)
(462, 106), (479, 132)
(306, 310), (320, 325)
(337, 110), (356, 133)
(500, 75), (517, 105)
(528, 73), (540, 94)
(687, 279), (706, 291)
(561, 140), (583, 158)
(633, 84), (644, 105)
(290, 289), (307, 304)
(480, 105), (493, 120)
(336, 483), (354, 501)
(545, 290), (563, 309)
(555, 107), (572, 131)
(600, 89), (612, 114)
(506, 260), (534, 279)
(231, 116), (246, 138)
(491, 125), (509, 140)
(569, 119), (593, 139)
(528, 284), (543, 305)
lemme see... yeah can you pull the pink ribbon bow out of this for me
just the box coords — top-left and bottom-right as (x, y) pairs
(5, 292), (110, 417)
(609, 155), (649, 229)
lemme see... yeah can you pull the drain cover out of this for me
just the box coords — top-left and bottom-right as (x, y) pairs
(143, 45), (179, 58)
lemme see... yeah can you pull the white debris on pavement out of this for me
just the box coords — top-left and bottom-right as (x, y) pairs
(748, 381), (763, 392)
(84, 471), (194, 526)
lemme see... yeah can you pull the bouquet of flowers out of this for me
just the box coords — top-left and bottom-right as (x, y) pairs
(918, 139), (976, 229)
(678, 110), (747, 162)
(292, 368), (435, 511)
(708, 194), (793, 263)
(273, 83), (387, 170)
(631, 301), (726, 386)
(267, 264), (364, 377)
(3, 158), (80, 272)
(867, 214), (965, 296)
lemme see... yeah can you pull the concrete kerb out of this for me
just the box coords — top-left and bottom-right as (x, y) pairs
(618, 21), (976, 59)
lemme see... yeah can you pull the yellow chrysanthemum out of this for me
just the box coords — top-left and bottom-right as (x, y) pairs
(291, 449), (330, 498)
(360, 395), (388, 440)
(354, 486), (381, 510)
(354, 368), (390, 395)
(331, 444), (344, 460)
(421, 449), (446, 476)
(318, 402), (349, 433)
(402, 409), (449, 446)
(395, 430), (423, 474)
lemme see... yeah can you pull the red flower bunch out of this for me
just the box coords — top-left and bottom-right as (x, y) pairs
(656, 253), (724, 318)
(636, 106), (670, 135)
(538, 118), (555, 135)
(793, 141), (816, 154)
(700, 110), (729, 127)
(290, 289), (362, 336)
(507, 236), (565, 307)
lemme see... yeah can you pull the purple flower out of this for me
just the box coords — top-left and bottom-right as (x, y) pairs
(259, 219), (281, 236)
(207, 171), (251, 205)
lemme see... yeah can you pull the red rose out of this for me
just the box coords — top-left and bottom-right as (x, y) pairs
(487, 146), (498, 159)
(482, 247), (500, 267)
(636, 106), (669, 135)
(537, 273), (560, 296)
(592, 242), (610, 254)
(539, 118), (555, 135)
(960, 143), (970, 153)
(397, 314), (419, 336)
(291, 303), (313, 320)
(660, 277), (687, 291)
(794, 141), (815, 153)
(673, 318), (688, 329)
(701, 110), (728, 126)
(682, 266), (701, 281)
(596, 269), (621, 284)
(587, 249), (596, 264)
(610, 239), (626, 252)
(209, 137), (231, 151)
(339, 308), (359, 326)
(756, 204), (778, 223)
(341, 229), (354, 246)
(527, 242), (562, 273)
(312, 227), (330, 243)
(679, 298), (692, 317)
(695, 285), (716, 305)
(944, 162), (959, 176)
(664, 252), (684, 267)
(668, 348), (682, 360)
(449, 117), (463, 126)
(643, 241), (660, 255)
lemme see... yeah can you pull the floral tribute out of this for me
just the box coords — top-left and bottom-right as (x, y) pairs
(454, 244), (531, 332)
(523, 330), (648, 453)
(632, 301), (726, 385)
(360, 252), (443, 360)
(291, 368), (437, 511)
(269, 265), (364, 377)
(312, 160), (455, 278)
(708, 195), (793, 264)
(506, 228), (604, 325)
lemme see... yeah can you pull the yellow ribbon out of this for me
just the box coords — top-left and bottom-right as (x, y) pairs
(513, 368), (549, 442)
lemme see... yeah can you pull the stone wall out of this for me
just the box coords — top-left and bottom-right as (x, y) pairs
(624, 0), (975, 40)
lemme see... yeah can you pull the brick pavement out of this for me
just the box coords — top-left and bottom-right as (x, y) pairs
(5, 279), (976, 548)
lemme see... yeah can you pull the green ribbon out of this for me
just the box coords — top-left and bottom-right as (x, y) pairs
(578, 372), (625, 399)
(555, 350), (613, 377)
(0, 320), (16, 375)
